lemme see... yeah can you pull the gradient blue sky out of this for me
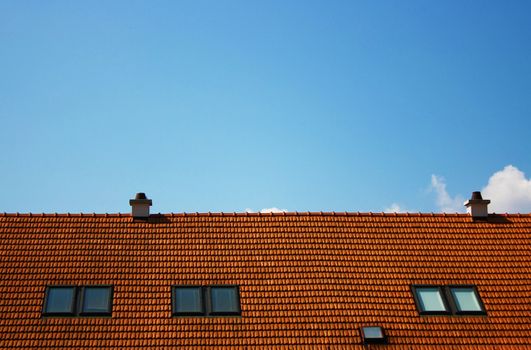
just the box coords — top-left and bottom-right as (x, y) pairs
(1, 1), (530, 213)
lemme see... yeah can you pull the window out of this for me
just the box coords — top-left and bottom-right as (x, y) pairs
(172, 286), (204, 316)
(80, 286), (113, 316)
(210, 286), (240, 315)
(172, 285), (241, 316)
(448, 286), (486, 315)
(43, 286), (113, 317)
(43, 286), (76, 315)
(360, 326), (386, 344)
(412, 286), (450, 315)
(412, 285), (486, 316)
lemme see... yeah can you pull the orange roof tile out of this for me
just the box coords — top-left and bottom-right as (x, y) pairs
(0, 212), (530, 348)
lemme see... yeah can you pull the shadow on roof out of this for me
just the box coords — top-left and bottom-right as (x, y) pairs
(486, 214), (513, 224)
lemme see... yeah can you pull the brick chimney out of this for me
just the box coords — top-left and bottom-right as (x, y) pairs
(464, 191), (490, 219)
(129, 193), (152, 219)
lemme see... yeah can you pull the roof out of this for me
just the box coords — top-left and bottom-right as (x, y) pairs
(1, 212), (530, 348)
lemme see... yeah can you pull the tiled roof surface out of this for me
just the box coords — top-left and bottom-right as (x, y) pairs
(0, 212), (530, 349)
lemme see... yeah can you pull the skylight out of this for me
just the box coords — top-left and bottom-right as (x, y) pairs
(43, 286), (76, 315)
(361, 326), (386, 344)
(172, 285), (241, 317)
(210, 286), (241, 315)
(81, 286), (113, 315)
(172, 286), (204, 316)
(413, 286), (449, 314)
(449, 286), (486, 314)
(43, 286), (113, 317)
(412, 285), (486, 316)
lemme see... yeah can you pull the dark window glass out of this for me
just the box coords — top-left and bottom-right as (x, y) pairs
(44, 287), (75, 315)
(449, 287), (485, 314)
(43, 285), (113, 317)
(81, 287), (112, 314)
(173, 287), (203, 315)
(210, 286), (240, 315)
(171, 285), (241, 317)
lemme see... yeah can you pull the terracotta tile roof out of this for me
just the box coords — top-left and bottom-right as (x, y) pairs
(0, 212), (530, 348)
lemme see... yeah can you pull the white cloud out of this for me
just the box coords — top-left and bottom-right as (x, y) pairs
(482, 165), (531, 213)
(244, 207), (287, 213)
(260, 207), (287, 213)
(430, 175), (465, 213)
(383, 203), (409, 213)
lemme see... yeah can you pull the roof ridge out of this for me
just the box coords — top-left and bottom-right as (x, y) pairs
(0, 212), (528, 217)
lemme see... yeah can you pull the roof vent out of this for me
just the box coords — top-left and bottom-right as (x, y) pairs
(464, 191), (490, 219)
(129, 192), (152, 219)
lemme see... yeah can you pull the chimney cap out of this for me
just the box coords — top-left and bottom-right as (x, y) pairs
(129, 192), (152, 206)
(135, 192), (148, 200)
(471, 191), (484, 201)
(465, 191), (491, 206)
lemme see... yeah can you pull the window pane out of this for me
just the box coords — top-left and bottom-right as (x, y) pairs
(416, 287), (447, 312)
(362, 326), (383, 339)
(451, 288), (482, 312)
(173, 287), (203, 314)
(45, 287), (75, 314)
(210, 287), (239, 314)
(82, 287), (111, 314)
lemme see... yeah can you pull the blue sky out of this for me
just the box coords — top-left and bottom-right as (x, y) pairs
(1, 1), (530, 214)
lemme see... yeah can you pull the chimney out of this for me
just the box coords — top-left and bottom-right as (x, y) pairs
(129, 192), (152, 219)
(464, 191), (490, 219)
